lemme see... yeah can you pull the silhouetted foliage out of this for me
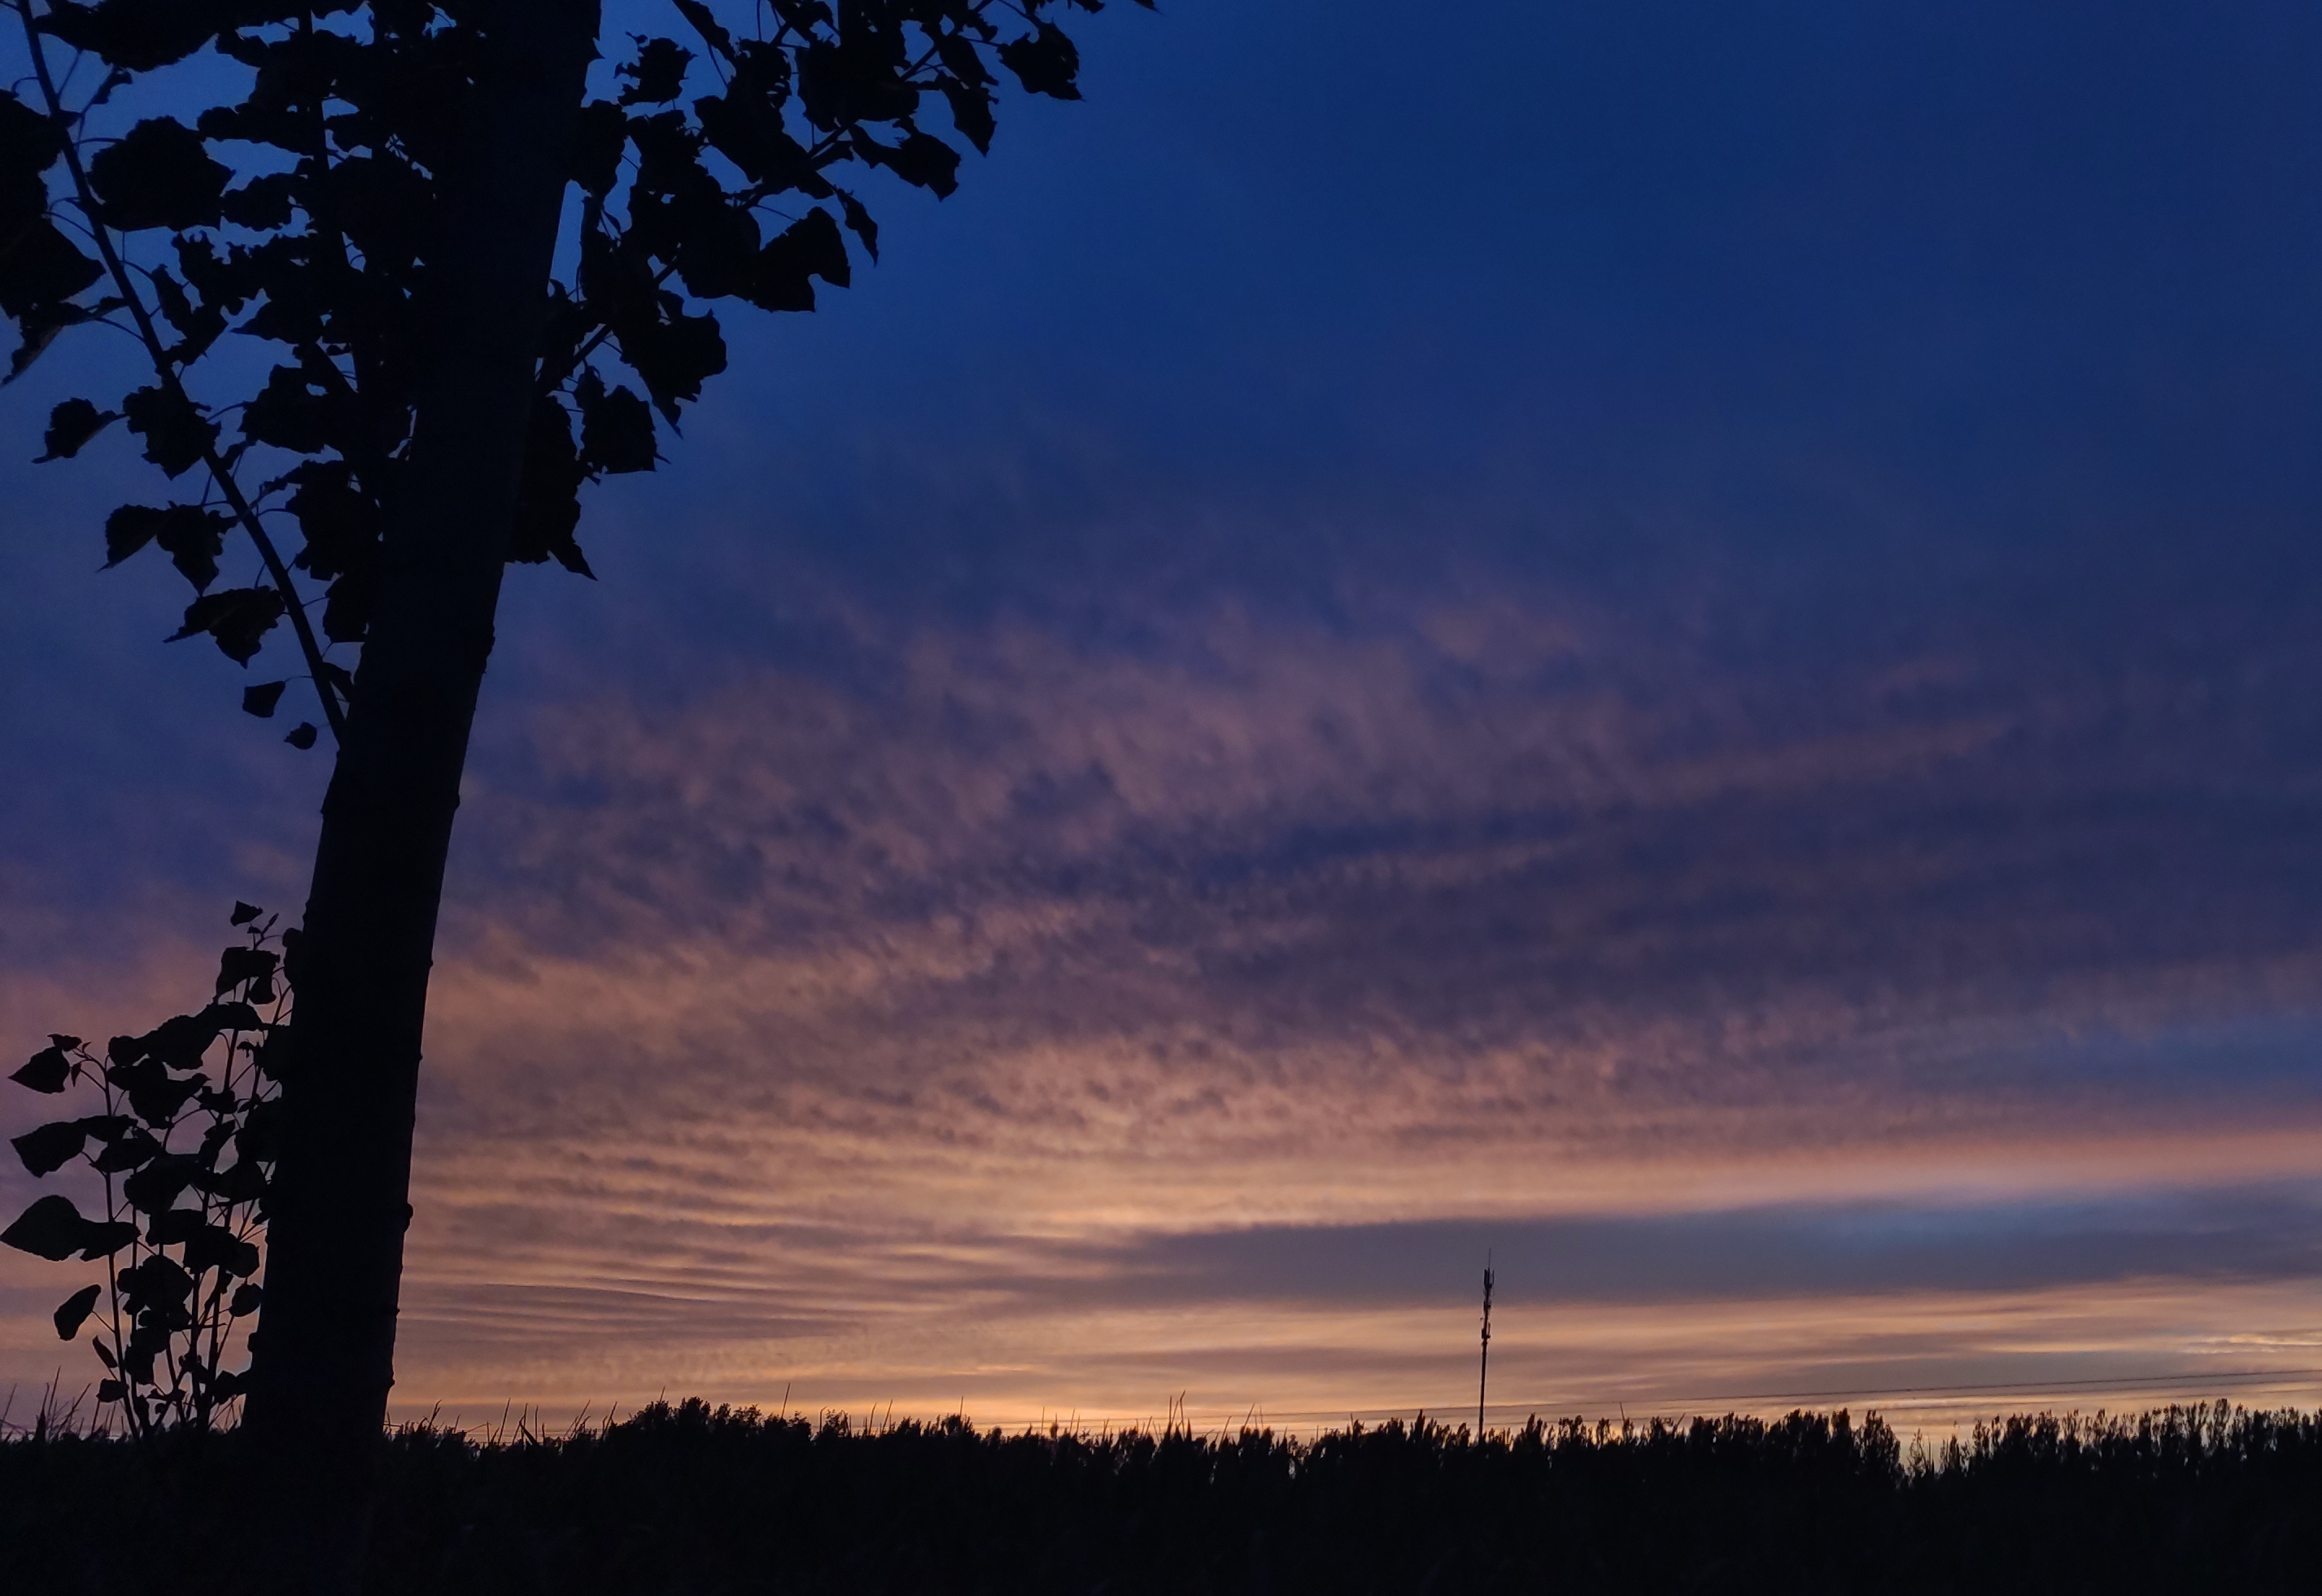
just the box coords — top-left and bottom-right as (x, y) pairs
(3, 905), (286, 1435)
(3, 1399), (2320, 1592)
(4, 0), (1141, 740)
(5, 3), (1147, 1570)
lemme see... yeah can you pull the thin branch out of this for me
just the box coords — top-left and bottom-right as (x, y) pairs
(16, 0), (347, 743)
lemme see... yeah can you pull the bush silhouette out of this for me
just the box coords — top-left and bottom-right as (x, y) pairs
(4, 905), (286, 1434)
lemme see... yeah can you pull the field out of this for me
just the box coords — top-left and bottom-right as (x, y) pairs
(4, 1399), (2318, 1593)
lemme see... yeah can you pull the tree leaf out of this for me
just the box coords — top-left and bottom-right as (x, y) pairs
(242, 681), (287, 718)
(940, 78), (997, 155)
(118, 1251), (194, 1310)
(216, 945), (277, 996)
(229, 1281), (262, 1317)
(35, 398), (120, 462)
(121, 386), (218, 477)
(2, 1193), (97, 1261)
(241, 364), (330, 454)
(90, 1124), (160, 1174)
(578, 378), (657, 474)
(285, 722), (318, 750)
(230, 902), (263, 927)
(570, 102), (628, 199)
(52, 1283), (102, 1341)
(749, 208), (850, 313)
(11, 1045), (72, 1093)
(670, 0), (732, 60)
(37, 0), (220, 73)
(998, 22), (1084, 100)
(0, 89), (66, 183)
(88, 117), (230, 231)
(11, 1119), (88, 1177)
(0, 219), (103, 319)
(168, 587), (285, 665)
(185, 1223), (261, 1279)
(104, 504), (228, 590)
(857, 130), (960, 198)
(122, 1153), (203, 1213)
(618, 37), (694, 105)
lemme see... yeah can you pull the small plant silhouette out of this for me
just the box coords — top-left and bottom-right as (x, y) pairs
(3, 903), (287, 1434)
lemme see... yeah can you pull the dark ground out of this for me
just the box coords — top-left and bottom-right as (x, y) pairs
(4, 1400), (2317, 1593)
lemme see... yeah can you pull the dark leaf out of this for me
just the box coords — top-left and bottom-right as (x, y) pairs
(146, 1207), (205, 1245)
(242, 364), (330, 454)
(216, 945), (277, 996)
(284, 459), (381, 582)
(53, 1283), (102, 1341)
(137, 1005), (242, 1068)
(104, 504), (229, 591)
(202, 999), (263, 1032)
(618, 37), (694, 105)
(203, 1157), (268, 1203)
(858, 130), (959, 198)
(670, 0), (731, 59)
(284, 722), (318, 750)
(998, 22), (1084, 100)
(0, 90), (66, 180)
(252, 1027), (294, 1081)
(0, 219), (103, 319)
(37, 0), (220, 72)
(121, 386), (218, 477)
(11, 1045), (72, 1093)
(570, 102), (627, 199)
(577, 377), (657, 474)
(508, 400), (595, 577)
(2, 1194), (97, 1261)
(81, 1219), (139, 1261)
(11, 1119), (87, 1177)
(229, 1281), (262, 1316)
(940, 78), (997, 155)
(696, 94), (823, 191)
(88, 117), (230, 232)
(122, 1153), (203, 1214)
(217, 172), (296, 229)
(622, 306), (727, 423)
(6, 303), (111, 389)
(834, 189), (879, 260)
(185, 1223), (261, 1278)
(242, 681), (287, 717)
(168, 587), (285, 665)
(147, 264), (223, 360)
(97, 1379), (125, 1404)
(90, 1125), (160, 1174)
(118, 1251), (194, 1310)
(230, 901), (263, 926)
(748, 207), (849, 312)
(35, 398), (120, 462)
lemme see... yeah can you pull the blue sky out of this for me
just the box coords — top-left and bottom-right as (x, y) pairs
(7, 0), (2322, 1425)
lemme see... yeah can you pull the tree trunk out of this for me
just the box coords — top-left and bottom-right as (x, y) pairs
(242, 2), (599, 1587)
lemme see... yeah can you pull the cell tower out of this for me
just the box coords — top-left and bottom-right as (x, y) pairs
(1477, 1251), (1495, 1435)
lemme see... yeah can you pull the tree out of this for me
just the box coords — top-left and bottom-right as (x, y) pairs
(2, 0), (1138, 1582)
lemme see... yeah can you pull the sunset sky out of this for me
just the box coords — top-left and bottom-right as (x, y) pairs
(7, 0), (2322, 1433)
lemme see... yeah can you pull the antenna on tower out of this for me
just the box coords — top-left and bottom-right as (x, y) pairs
(1477, 1250), (1495, 1436)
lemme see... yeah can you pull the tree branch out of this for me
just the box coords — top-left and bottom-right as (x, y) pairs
(15, 0), (348, 743)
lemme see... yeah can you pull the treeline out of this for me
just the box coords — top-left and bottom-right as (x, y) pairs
(6, 1398), (2318, 1592)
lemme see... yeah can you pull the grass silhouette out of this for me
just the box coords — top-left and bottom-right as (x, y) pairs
(5, 1397), (2320, 1592)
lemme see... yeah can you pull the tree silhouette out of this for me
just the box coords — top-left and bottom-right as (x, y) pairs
(3, 0), (1138, 1581)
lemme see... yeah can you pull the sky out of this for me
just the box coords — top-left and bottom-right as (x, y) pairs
(7, 0), (2322, 1433)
